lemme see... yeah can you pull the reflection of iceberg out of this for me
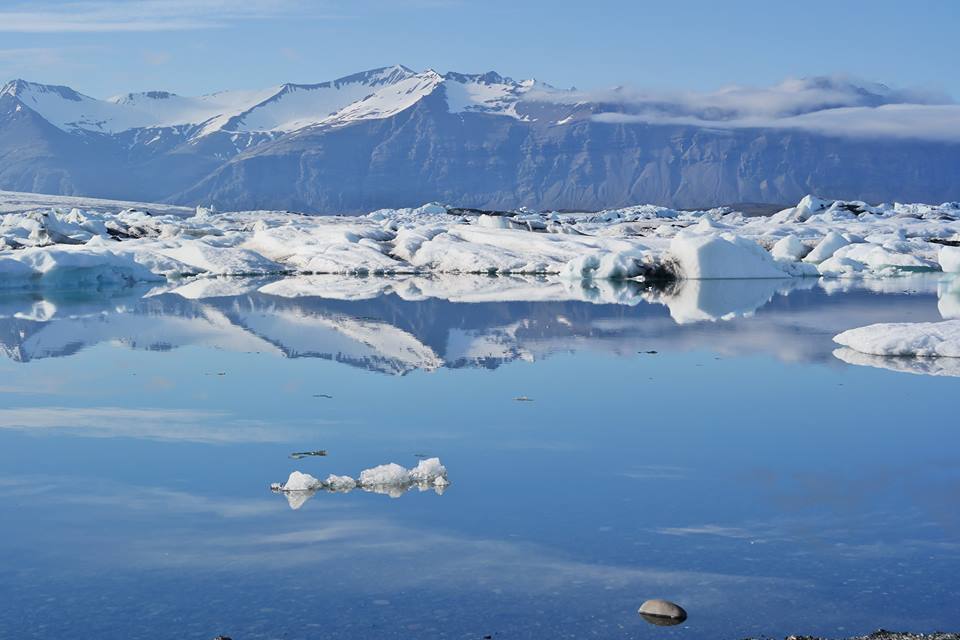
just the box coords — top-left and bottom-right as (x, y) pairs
(833, 347), (960, 378)
(257, 273), (653, 306)
(230, 307), (443, 374)
(649, 277), (815, 324)
(939, 277), (960, 320)
(817, 273), (942, 296)
(3, 303), (279, 362)
(445, 322), (535, 367)
(2, 275), (941, 373)
(151, 276), (271, 300)
(280, 487), (320, 510)
(271, 459), (449, 508)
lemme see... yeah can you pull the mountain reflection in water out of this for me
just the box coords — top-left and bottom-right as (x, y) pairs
(0, 274), (951, 375)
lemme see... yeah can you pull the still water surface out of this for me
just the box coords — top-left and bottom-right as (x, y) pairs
(0, 276), (957, 639)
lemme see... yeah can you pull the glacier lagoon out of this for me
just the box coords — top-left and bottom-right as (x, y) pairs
(0, 275), (958, 639)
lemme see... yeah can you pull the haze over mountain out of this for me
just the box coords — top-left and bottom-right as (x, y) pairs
(2, 65), (959, 213)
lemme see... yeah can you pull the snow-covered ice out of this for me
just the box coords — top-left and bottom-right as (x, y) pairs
(667, 227), (810, 279)
(834, 320), (960, 358)
(325, 475), (358, 492)
(409, 457), (448, 484)
(358, 463), (411, 487)
(274, 471), (323, 492)
(2, 191), (959, 288)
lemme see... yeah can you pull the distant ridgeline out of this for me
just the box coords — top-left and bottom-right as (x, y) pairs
(1, 66), (959, 213)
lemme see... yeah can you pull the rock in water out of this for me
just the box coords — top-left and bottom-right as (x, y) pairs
(638, 599), (687, 625)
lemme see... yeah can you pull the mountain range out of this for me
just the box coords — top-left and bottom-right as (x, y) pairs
(2, 65), (959, 212)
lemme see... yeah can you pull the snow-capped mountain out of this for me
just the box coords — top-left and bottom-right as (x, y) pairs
(1, 66), (959, 211)
(0, 66), (547, 138)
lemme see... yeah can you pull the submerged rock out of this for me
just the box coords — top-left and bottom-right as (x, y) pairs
(638, 599), (687, 625)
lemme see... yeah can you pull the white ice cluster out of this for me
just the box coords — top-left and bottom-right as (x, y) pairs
(2, 192), (959, 287)
(834, 320), (960, 358)
(271, 458), (450, 508)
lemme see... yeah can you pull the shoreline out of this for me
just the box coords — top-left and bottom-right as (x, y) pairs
(762, 632), (960, 640)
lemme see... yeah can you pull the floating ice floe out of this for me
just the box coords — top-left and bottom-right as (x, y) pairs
(1, 193), (958, 287)
(271, 457), (449, 508)
(834, 320), (960, 358)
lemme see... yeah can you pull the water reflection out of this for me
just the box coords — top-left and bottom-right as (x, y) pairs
(833, 347), (960, 378)
(0, 274), (948, 375)
(939, 277), (960, 320)
(1, 275), (958, 639)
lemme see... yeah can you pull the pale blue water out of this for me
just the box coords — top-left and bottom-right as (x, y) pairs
(0, 278), (957, 639)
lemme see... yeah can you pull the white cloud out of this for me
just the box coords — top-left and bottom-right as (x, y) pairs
(0, 0), (329, 33)
(142, 50), (172, 65)
(0, 406), (324, 442)
(592, 104), (960, 143)
(534, 75), (960, 142)
(0, 47), (65, 64)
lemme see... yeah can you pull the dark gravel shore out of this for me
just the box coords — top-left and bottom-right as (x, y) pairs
(759, 632), (960, 640)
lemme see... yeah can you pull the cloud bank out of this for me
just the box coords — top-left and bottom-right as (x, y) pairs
(0, 0), (324, 33)
(535, 76), (960, 142)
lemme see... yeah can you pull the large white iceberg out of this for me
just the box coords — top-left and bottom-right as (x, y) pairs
(667, 230), (808, 279)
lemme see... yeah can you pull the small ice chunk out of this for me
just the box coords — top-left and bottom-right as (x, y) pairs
(359, 463), (411, 487)
(770, 234), (808, 261)
(804, 231), (849, 264)
(413, 203), (448, 216)
(409, 457), (448, 484)
(560, 251), (647, 280)
(476, 214), (514, 229)
(324, 474), (357, 492)
(793, 195), (832, 221)
(280, 471), (323, 492)
(939, 246), (960, 273)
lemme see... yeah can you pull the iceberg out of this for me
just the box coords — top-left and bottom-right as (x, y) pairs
(667, 232), (799, 279)
(2, 192), (959, 289)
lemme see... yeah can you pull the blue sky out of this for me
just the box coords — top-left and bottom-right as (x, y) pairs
(0, 0), (958, 99)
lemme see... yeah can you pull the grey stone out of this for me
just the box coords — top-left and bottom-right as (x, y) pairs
(638, 598), (687, 624)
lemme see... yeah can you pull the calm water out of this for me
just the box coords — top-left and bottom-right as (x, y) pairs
(0, 276), (958, 639)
